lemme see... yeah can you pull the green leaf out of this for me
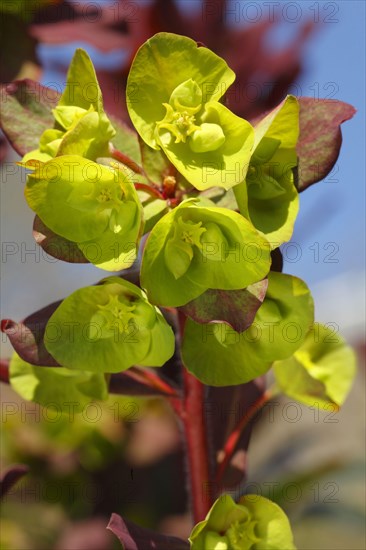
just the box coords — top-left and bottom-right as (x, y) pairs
(0, 80), (60, 156)
(273, 323), (356, 409)
(236, 95), (300, 248)
(181, 272), (314, 386)
(179, 279), (268, 332)
(181, 317), (271, 386)
(251, 271), (314, 361)
(189, 494), (296, 550)
(56, 107), (113, 160)
(24, 156), (143, 271)
(24, 156), (121, 241)
(141, 197), (169, 234)
(252, 95), (299, 149)
(44, 277), (175, 373)
(296, 97), (356, 191)
(127, 32), (235, 150)
(59, 49), (103, 113)
(9, 353), (108, 414)
(141, 199), (271, 307)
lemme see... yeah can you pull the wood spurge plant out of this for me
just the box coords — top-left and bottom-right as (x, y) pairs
(0, 32), (357, 549)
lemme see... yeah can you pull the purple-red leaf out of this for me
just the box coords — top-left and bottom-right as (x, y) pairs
(107, 513), (189, 550)
(0, 79), (60, 156)
(180, 279), (268, 333)
(1, 302), (61, 367)
(297, 97), (356, 191)
(0, 464), (29, 499)
(33, 216), (89, 264)
(207, 378), (265, 489)
(0, 359), (9, 384)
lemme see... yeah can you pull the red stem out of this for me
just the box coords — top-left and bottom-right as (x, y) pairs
(110, 146), (145, 176)
(129, 368), (184, 418)
(215, 389), (272, 485)
(178, 312), (211, 523)
(136, 367), (178, 396)
(134, 182), (165, 200)
(182, 368), (211, 522)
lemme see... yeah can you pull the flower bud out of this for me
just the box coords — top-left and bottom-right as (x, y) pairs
(190, 122), (225, 153)
(189, 494), (297, 550)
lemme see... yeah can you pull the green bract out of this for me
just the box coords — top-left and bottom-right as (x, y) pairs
(189, 494), (297, 550)
(9, 353), (108, 414)
(44, 277), (175, 373)
(141, 199), (271, 307)
(126, 32), (254, 191)
(273, 323), (356, 410)
(22, 49), (115, 163)
(24, 155), (143, 271)
(235, 96), (299, 248)
(181, 272), (314, 385)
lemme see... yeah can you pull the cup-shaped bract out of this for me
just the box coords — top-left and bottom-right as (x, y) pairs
(44, 277), (175, 373)
(181, 272), (314, 385)
(273, 323), (356, 409)
(189, 494), (297, 550)
(9, 353), (108, 414)
(141, 199), (271, 307)
(236, 95), (300, 248)
(22, 49), (116, 163)
(126, 32), (254, 191)
(24, 155), (143, 271)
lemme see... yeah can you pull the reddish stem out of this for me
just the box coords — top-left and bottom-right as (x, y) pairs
(134, 182), (165, 200)
(127, 367), (184, 417)
(182, 368), (211, 522)
(215, 389), (272, 485)
(110, 146), (145, 176)
(178, 312), (211, 523)
(136, 367), (178, 396)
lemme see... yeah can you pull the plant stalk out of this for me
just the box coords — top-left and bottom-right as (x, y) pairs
(178, 312), (212, 524)
(181, 367), (212, 523)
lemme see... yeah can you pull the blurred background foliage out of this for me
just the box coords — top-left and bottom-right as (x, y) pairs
(0, 1), (365, 549)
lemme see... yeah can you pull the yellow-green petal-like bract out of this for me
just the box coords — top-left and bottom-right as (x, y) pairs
(235, 95), (300, 248)
(9, 353), (108, 413)
(44, 277), (175, 373)
(181, 272), (314, 386)
(273, 323), (356, 409)
(141, 199), (271, 307)
(126, 32), (254, 191)
(22, 49), (116, 163)
(24, 155), (143, 271)
(189, 494), (297, 549)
